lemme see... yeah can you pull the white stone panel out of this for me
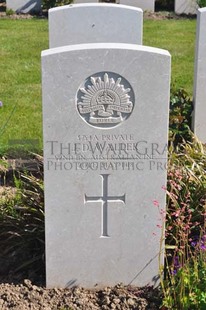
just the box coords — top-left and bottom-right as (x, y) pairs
(42, 43), (171, 288)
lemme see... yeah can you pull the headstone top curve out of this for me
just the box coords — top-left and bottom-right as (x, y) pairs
(49, 3), (143, 13)
(42, 43), (171, 58)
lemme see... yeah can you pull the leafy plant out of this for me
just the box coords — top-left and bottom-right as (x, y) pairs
(197, 0), (206, 8)
(0, 156), (44, 283)
(169, 88), (193, 145)
(160, 136), (206, 309)
(6, 8), (14, 16)
(42, 0), (73, 10)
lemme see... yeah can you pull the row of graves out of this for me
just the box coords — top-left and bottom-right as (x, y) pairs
(5, 0), (202, 15)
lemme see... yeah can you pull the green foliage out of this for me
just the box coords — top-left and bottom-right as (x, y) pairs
(0, 19), (48, 155)
(163, 255), (206, 309)
(160, 137), (206, 309)
(169, 88), (193, 145)
(6, 9), (14, 16)
(0, 157), (44, 282)
(197, 0), (206, 8)
(143, 18), (196, 96)
(42, 0), (72, 10)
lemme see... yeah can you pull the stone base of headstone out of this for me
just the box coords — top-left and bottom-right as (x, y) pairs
(6, 0), (41, 14)
(175, 0), (198, 15)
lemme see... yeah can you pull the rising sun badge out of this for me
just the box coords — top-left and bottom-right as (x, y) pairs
(76, 72), (134, 128)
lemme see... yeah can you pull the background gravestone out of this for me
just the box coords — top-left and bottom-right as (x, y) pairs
(119, 0), (155, 12)
(73, 0), (155, 11)
(175, 0), (198, 15)
(6, 0), (41, 13)
(49, 3), (143, 48)
(42, 43), (171, 288)
(193, 8), (206, 142)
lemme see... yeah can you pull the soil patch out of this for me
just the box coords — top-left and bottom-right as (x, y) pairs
(0, 280), (161, 310)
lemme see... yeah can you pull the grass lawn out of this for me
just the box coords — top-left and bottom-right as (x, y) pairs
(0, 18), (48, 155)
(144, 18), (196, 95)
(0, 16), (196, 155)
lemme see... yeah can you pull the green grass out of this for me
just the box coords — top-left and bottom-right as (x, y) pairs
(144, 18), (196, 95)
(0, 19), (48, 155)
(0, 17), (196, 155)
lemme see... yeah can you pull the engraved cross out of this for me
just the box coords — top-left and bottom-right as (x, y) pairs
(84, 174), (125, 237)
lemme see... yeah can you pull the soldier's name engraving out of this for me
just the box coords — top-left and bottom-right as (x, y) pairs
(46, 136), (168, 172)
(47, 140), (167, 158)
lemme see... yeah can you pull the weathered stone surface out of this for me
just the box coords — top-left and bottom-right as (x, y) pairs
(73, 0), (155, 12)
(6, 0), (41, 14)
(193, 8), (206, 142)
(49, 3), (143, 48)
(119, 0), (155, 12)
(42, 43), (170, 288)
(175, 0), (198, 15)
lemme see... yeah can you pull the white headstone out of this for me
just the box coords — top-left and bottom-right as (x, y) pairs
(193, 8), (206, 142)
(175, 0), (198, 15)
(119, 0), (155, 12)
(73, 0), (155, 12)
(49, 4), (143, 48)
(42, 43), (171, 288)
(6, 0), (41, 13)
